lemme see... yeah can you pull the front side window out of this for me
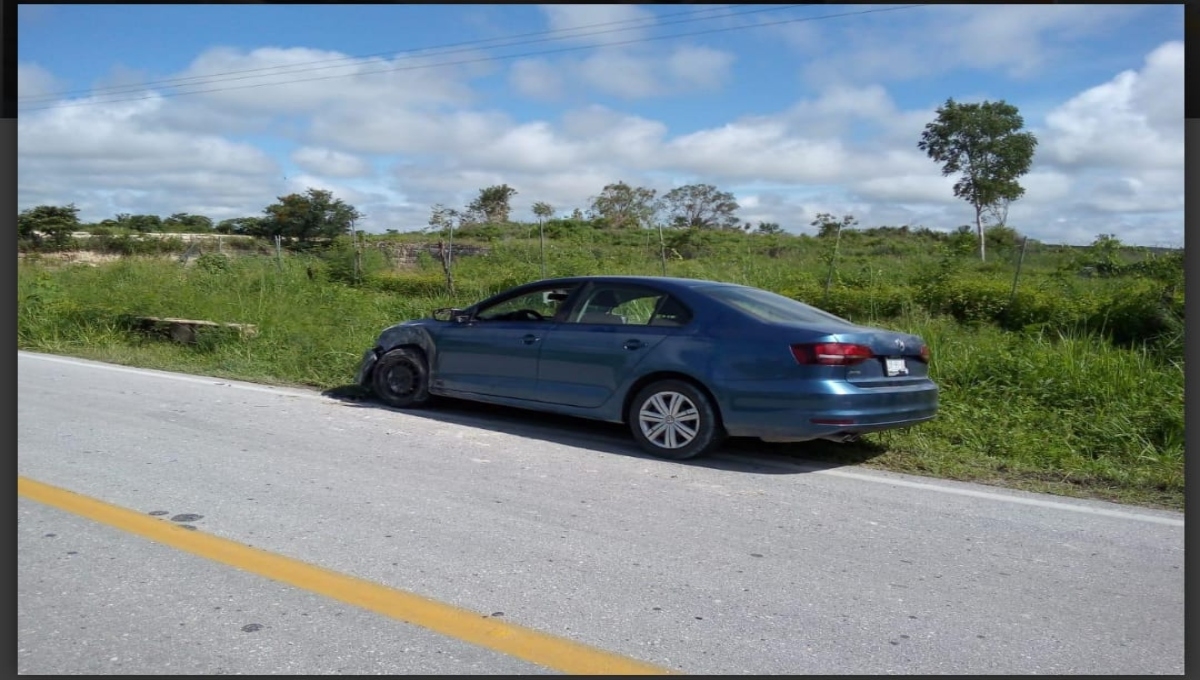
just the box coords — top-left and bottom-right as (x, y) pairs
(475, 286), (576, 322)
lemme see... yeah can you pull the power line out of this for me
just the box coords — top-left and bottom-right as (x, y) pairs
(22, 5), (927, 113)
(19, 4), (809, 103)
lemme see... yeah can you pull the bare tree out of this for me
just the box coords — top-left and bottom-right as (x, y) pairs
(532, 201), (554, 278)
(428, 204), (458, 294)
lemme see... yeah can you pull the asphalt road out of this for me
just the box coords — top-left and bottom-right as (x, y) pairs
(17, 351), (1185, 674)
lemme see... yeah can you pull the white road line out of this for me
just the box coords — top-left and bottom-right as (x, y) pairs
(711, 453), (1185, 527)
(815, 468), (1184, 526)
(19, 351), (1186, 527)
(19, 351), (324, 400)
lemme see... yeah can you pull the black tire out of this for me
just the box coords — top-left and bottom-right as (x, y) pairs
(627, 379), (724, 460)
(371, 347), (431, 409)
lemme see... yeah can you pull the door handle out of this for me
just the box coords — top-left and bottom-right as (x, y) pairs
(522, 334), (540, 345)
(623, 339), (644, 350)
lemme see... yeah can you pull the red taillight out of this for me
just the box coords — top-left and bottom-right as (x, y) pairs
(918, 345), (931, 363)
(790, 343), (874, 366)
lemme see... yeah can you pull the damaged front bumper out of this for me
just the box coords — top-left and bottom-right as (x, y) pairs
(355, 347), (379, 387)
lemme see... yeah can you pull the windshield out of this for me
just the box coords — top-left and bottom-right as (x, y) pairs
(702, 285), (855, 326)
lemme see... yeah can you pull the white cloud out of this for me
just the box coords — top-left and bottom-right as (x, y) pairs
(577, 49), (662, 99)
(666, 45), (735, 91)
(539, 4), (657, 45)
(17, 63), (62, 101)
(665, 120), (850, 182)
(290, 147), (372, 178)
(853, 174), (958, 204)
(18, 96), (275, 173)
(793, 5), (1149, 87)
(507, 42), (737, 101)
(943, 5), (1139, 77)
(508, 58), (565, 100)
(1016, 171), (1074, 204)
(310, 107), (512, 156)
(18, 95), (282, 221)
(282, 174), (390, 208)
(1042, 41), (1183, 171)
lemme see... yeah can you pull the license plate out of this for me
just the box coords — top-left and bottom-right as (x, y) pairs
(885, 357), (908, 376)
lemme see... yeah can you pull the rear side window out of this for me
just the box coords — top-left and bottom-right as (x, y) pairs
(702, 285), (853, 325)
(567, 285), (693, 327)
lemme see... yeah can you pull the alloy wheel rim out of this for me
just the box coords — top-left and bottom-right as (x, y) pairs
(638, 391), (700, 449)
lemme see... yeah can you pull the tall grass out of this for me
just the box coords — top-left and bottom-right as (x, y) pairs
(871, 316), (1183, 506)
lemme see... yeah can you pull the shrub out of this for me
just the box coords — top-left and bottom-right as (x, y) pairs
(194, 252), (231, 274)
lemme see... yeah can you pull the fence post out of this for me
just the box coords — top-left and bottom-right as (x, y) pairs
(539, 219), (546, 278)
(353, 231), (362, 284)
(656, 223), (667, 277)
(178, 239), (198, 264)
(1008, 235), (1029, 308)
(348, 218), (361, 283)
(274, 235), (283, 271)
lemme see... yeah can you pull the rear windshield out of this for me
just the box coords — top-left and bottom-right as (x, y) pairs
(701, 285), (855, 325)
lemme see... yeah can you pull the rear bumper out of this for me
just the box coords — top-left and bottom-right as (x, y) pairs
(717, 378), (939, 441)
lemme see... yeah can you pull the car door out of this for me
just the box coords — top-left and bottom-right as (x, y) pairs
(432, 283), (578, 401)
(533, 283), (694, 408)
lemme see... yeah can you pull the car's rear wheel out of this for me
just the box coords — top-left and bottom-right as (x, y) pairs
(628, 379), (724, 460)
(371, 347), (430, 409)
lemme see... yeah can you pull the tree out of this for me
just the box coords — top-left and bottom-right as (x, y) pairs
(1088, 233), (1124, 273)
(468, 184), (518, 224)
(163, 212), (214, 233)
(947, 224), (976, 255)
(261, 188), (362, 243)
(216, 217), (266, 235)
(918, 98), (1038, 262)
(532, 201), (554, 278)
(811, 213), (857, 239)
(661, 183), (740, 230)
(587, 181), (659, 230)
(126, 214), (162, 233)
(18, 204), (81, 248)
(754, 221), (784, 235)
(984, 223), (1022, 253)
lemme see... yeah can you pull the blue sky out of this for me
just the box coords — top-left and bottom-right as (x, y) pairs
(17, 4), (1185, 246)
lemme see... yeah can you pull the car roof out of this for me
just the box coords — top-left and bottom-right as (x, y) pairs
(529, 275), (742, 290)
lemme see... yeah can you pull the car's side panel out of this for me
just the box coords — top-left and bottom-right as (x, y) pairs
(429, 321), (549, 400)
(534, 324), (671, 408)
(592, 334), (722, 421)
(433, 386), (631, 426)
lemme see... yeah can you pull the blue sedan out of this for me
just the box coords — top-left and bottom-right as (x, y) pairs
(356, 275), (938, 460)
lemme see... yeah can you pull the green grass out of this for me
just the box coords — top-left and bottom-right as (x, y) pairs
(17, 238), (1184, 511)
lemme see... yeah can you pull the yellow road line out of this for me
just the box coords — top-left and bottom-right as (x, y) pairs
(18, 476), (677, 675)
